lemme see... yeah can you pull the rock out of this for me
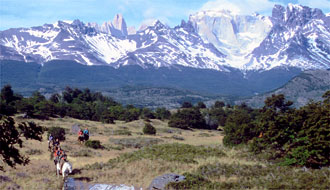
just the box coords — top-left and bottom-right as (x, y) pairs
(148, 173), (185, 190)
(16, 172), (28, 178)
(71, 124), (80, 135)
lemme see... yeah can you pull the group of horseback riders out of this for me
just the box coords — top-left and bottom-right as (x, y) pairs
(48, 127), (89, 175)
(78, 128), (90, 143)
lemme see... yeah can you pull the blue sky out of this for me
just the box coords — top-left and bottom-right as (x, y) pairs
(1, 0), (329, 30)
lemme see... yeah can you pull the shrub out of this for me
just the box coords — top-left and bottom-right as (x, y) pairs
(85, 140), (102, 149)
(181, 102), (193, 108)
(155, 107), (171, 120)
(168, 108), (206, 129)
(143, 123), (156, 135)
(223, 109), (258, 146)
(47, 126), (66, 141)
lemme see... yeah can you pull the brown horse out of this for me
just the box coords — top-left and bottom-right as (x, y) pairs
(78, 135), (85, 144)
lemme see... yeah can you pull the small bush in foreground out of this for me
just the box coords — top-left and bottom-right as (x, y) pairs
(85, 140), (102, 149)
(143, 123), (156, 135)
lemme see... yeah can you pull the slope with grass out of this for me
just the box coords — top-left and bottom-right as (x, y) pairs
(0, 116), (328, 189)
(238, 69), (330, 107)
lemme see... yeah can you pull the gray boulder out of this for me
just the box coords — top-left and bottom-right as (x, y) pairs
(148, 173), (185, 190)
(71, 124), (80, 135)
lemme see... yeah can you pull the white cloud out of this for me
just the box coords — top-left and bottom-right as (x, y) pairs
(200, 0), (282, 15)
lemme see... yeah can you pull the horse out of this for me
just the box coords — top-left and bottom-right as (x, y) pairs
(56, 161), (72, 179)
(78, 135), (85, 144)
(48, 139), (54, 152)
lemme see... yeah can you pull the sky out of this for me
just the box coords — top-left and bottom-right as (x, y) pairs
(0, 0), (329, 30)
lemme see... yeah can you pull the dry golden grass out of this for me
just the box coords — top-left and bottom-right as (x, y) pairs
(1, 116), (261, 189)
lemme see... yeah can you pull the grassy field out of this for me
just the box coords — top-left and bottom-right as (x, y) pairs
(1, 116), (329, 189)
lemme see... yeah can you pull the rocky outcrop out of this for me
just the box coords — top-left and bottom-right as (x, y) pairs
(148, 173), (185, 190)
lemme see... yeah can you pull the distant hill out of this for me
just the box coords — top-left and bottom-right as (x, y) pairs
(238, 70), (330, 107)
(0, 60), (301, 98)
(103, 86), (233, 109)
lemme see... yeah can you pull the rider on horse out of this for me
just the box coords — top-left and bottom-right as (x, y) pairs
(48, 134), (54, 150)
(78, 129), (84, 142)
(53, 138), (60, 149)
(54, 146), (67, 174)
(83, 128), (89, 141)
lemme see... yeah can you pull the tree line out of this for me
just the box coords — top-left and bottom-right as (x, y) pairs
(0, 85), (171, 123)
(168, 92), (329, 168)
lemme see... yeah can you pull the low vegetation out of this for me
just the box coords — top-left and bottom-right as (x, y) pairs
(143, 123), (156, 135)
(1, 85), (329, 189)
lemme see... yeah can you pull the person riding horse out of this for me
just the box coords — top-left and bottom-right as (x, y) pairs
(78, 129), (84, 143)
(83, 128), (89, 141)
(48, 134), (54, 151)
(54, 146), (67, 174)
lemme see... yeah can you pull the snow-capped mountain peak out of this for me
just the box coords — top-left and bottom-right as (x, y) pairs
(0, 5), (329, 72)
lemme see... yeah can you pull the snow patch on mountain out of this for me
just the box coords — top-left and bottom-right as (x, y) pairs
(189, 10), (273, 69)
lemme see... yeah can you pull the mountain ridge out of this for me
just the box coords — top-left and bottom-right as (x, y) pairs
(0, 4), (329, 72)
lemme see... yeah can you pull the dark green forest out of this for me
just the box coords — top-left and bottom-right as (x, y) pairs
(1, 84), (329, 168)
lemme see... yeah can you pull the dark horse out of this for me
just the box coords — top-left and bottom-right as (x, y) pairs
(77, 135), (89, 144)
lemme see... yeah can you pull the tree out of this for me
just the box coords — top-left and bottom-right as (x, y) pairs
(196, 102), (206, 109)
(0, 115), (43, 171)
(49, 93), (61, 103)
(181, 102), (193, 108)
(1, 84), (14, 104)
(214, 101), (225, 108)
(141, 108), (155, 119)
(48, 126), (66, 141)
(169, 108), (206, 129)
(223, 109), (257, 146)
(16, 99), (35, 118)
(155, 107), (171, 120)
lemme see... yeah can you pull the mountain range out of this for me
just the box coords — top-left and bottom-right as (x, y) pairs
(0, 4), (329, 107)
(1, 4), (329, 71)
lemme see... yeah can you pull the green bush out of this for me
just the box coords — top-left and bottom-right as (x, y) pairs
(47, 126), (66, 141)
(168, 108), (207, 129)
(223, 109), (258, 146)
(155, 107), (171, 120)
(223, 93), (330, 168)
(143, 123), (156, 135)
(85, 140), (102, 149)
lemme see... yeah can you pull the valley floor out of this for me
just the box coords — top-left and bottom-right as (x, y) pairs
(1, 116), (328, 189)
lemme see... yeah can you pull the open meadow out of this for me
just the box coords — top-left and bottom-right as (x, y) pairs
(1, 116), (329, 189)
